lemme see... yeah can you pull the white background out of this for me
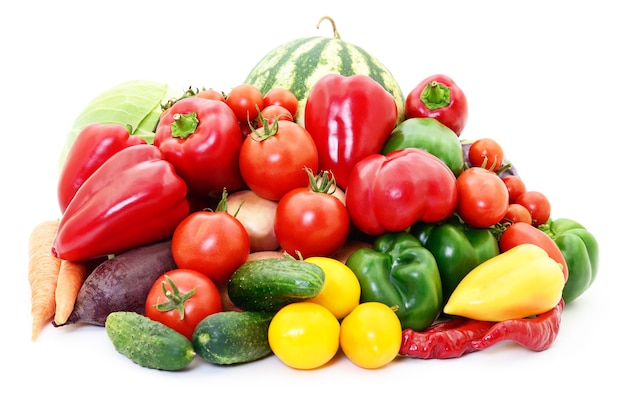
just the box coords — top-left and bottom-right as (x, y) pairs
(2, 1), (623, 408)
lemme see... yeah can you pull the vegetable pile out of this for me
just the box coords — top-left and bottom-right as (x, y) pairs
(27, 16), (600, 371)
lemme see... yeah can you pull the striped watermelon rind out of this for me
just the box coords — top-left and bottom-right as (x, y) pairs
(244, 34), (405, 126)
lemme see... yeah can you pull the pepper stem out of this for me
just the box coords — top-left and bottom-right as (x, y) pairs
(420, 81), (451, 110)
(170, 112), (199, 139)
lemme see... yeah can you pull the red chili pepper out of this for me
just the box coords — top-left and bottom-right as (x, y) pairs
(405, 74), (468, 137)
(399, 318), (495, 359)
(57, 123), (146, 213)
(304, 73), (399, 189)
(51, 144), (189, 261)
(471, 298), (564, 352)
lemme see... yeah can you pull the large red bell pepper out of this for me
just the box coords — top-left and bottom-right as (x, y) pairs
(57, 123), (146, 213)
(154, 97), (246, 200)
(51, 144), (189, 261)
(304, 74), (398, 189)
(345, 148), (458, 236)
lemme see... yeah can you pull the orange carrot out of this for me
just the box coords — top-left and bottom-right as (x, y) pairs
(28, 220), (61, 340)
(54, 259), (89, 326)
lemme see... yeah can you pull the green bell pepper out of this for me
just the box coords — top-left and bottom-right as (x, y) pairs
(539, 218), (599, 304)
(345, 231), (443, 331)
(411, 219), (500, 304)
(381, 117), (464, 176)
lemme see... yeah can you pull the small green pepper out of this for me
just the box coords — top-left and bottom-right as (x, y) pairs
(539, 218), (599, 304)
(381, 117), (464, 176)
(411, 218), (500, 304)
(345, 231), (443, 331)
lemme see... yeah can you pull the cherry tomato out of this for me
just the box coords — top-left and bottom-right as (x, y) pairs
(171, 209), (250, 285)
(196, 88), (226, 102)
(305, 256), (361, 320)
(515, 190), (551, 226)
(468, 138), (504, 171)
(274, 183), (351, 259)
(226, 84), (264, 123)
(259, 104), (293, 125)
(145, 268), (222, 340)
(456, 167), (509, 228)
(268, 302), (340, 370)
(263, 87), (299, 118)
(499, 222), (568, 282)
(501, 203), (533, 225)
(501, 175), (526, 203)
(339, 302), (402, 369)
(239, 120), (318, 201)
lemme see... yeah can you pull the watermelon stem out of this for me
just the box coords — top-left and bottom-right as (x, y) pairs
(317, 16), (341, 39)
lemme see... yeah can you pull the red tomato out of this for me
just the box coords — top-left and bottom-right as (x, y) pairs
(226, 84), (264, 122)
(145, 268), (223, 340)
(196, 88), (226, 102)
(260, 105), (293, 125)
(468, 138), (504, 171)
(456, 167), (509, 228)
(263, 87), (299, 118)
(515, 190), (551, 226)
(171, 210), (250, 285)
(501, 203), (533, 225)
(499, 222), (568, 282)
(274, 186), (351, 259)
(501, 175), (526, 203)
(239, 120), (318, 201)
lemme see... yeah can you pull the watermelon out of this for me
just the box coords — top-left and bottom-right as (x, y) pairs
(243, 16), (405, 126)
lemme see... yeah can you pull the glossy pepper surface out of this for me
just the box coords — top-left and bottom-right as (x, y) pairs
(411, 218), (500, 304)
(345, 148), (458, 236)
(52, 144), (189, 261)
(304, 73), (398, 189)
(345, 231), (443, 331)
(154, 97), (246, 200)
(444, 243), (565, 322)
(405, 74), (468, 136)
(382, 117), (464, 176)
(57, 123), (146, 213)
(539, 218), (600, 303)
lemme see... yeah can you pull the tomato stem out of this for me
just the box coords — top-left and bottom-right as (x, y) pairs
(153, 275), (197, 320)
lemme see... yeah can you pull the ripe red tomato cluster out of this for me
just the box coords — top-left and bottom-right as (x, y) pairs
(462, 137), (551, 228)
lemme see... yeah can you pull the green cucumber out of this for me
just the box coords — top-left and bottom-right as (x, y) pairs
(192, 311), (274, 365)
(228, 258), (325, 312)
(105, 311), (195, 371)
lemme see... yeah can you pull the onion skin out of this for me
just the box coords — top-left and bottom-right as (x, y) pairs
(226, 190), (279, 252)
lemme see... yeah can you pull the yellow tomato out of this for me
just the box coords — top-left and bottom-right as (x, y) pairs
(339, 302), (402, 369)
(305, 256), (361, 319)
(268, 302), (340, 370)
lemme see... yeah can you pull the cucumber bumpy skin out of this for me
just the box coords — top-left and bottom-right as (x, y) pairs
(227, 258), (325, 312)
(193, 311), (274, 365)
(105, 311), (195, 371)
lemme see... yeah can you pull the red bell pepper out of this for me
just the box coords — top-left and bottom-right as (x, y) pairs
(405, 74), (468, 136)
(51, 144), (189, 261)
(57, 123), (146, 213)
(304, 74), (398, 189)
(154, 97), (246, 200)
(345, 148), (458, 236)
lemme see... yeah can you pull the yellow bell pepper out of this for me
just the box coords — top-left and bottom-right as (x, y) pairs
(443, 243), (564, 321)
